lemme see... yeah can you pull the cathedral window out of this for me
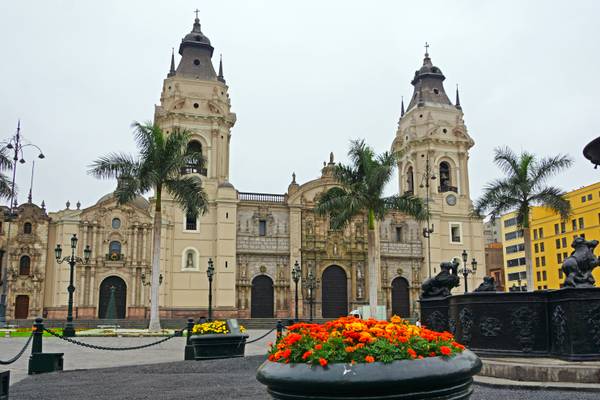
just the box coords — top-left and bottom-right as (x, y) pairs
(193, 59), (200, 65)
(395, 227), (403, 242)
(182, 140), (206, 175)
(185, 213), (198, 231)
(406, 167), (414, 195)
(19, 255), (31, 276)
(109, 241), (122, 260)
(439, 162), (455, 192)
(112, 218), (121, 230)
(23, 222), (32, 235)
(449, 223), (462, 244)
(259, 220), (267, 236)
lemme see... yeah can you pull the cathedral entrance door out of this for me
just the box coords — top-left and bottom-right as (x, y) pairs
(14, 295), (29, 319)
(98, 276), (127, 319)
(391, 277), (410, 317)
(321, 265), (348, 318)
(251, 275), (274, 318)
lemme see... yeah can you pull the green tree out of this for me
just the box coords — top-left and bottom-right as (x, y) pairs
(0, 147), (15, 200)
(315, 139), (427, 317)
(89, 122), (207, 331)
(474, 147), (572, 291)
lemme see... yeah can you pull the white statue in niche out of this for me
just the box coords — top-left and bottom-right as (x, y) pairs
(357, 264), (363, 280)
(186, 251), (194, 269)
(357, 285), (363, 298)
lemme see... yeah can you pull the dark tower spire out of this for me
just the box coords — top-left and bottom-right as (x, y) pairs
(175, 10), (217, 80)
(455, 84), (462, 110)
(400, 96), (405, 117)
(168, 48), (176, 77)
(406, 43), (452, 112)
(217, 54), (226, 83)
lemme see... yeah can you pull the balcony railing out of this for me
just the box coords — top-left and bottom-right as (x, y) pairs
(438, 185), (458, 193)
(106, 253), (125, 261)
(181, 165), (207, 176)
(238, 192), (286, 203)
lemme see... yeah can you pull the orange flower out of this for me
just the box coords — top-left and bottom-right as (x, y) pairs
(315, 344), (323, 350)
(345, 346), (355, 353)
(407, 348), (417, 358)
(319, 357), (328, 367)
(365, 355), (375, 363)
(440, 346), (452, 356)
(302, 350), (313, 360)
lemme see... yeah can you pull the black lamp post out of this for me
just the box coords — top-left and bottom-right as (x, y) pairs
(291, 261), (301, 321)
(305, 270), (317, 322)
(459, 250), (478, 294)
(0, 121), (44, 327)
(55, 234), (91, 337)
(207, 258), (215, 321)
(420, 156), (436, 279)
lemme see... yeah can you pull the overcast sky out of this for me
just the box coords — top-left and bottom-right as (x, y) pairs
(1, 1), (599, 212)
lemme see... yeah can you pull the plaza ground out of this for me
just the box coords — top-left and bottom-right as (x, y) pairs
(3, 332), (600, 399)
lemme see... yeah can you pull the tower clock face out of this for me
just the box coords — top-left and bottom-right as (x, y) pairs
(446, 194), (457, 206)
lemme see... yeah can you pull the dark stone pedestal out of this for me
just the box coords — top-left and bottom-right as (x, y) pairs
(420, 288), (600, 361)
(0, 371), (8, 400)
(28, 352), (64, 374)
(191, 333), (249, 360)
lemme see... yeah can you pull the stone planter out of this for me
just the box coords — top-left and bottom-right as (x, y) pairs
(256, 349), (482, 400)
(191, 333), (249, 360)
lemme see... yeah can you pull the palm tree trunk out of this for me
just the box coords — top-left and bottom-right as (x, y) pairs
(523, 227), (533, 291)
(148, 186), (162, 332)
(367, 209), (379, 318)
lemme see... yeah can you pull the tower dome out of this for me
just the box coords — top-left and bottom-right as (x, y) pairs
(173, 13), (217, 81)
(406, 45), (453, 112)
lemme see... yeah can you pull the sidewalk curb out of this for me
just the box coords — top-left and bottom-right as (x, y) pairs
(474, 375), (600, 392)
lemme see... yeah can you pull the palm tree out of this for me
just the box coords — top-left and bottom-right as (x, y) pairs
(89, 122), (207, 331)
(474, 147), (572, 291)
(0, 147), (14, 200)
(315, 139), (427, 317)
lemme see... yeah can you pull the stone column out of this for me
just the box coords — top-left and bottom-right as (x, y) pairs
(142, 227), (148, 264)
(132, 226), (138, 265)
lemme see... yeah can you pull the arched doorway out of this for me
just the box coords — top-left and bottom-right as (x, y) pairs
(321, 266), (348, 318)
(14, 295), (29, 319)
(391, 277), (410, 317)
(251, 275), (274, 318)
(98, 276), (127, 319)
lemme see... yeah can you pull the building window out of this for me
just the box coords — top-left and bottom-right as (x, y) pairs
(504, 217), (517, 228)
(554, 223), (559, 235)
(534, 243), (539, 253)
(185, 213), (198, 231)
(450, 223), (461, 243)
(395, 227), (402, 242)
(439, 162), (453, 192)
(582, 195), (587, 203)
(507, 257), (526, 267)
(557, 253), (562, 263)
(559, 269), (564, 279)
(19, 255), (31, 276)
(542, 270), (547, 280)
(561, 237), (567, 248)
(578, 217), (585, 230)
(563, 251), (568, 259)
(109, 241), (121, 260)
(533, 229), (538, 240)
(536, 271), (541, 281)
(406, 167), (414, 194)
(539, 227), (544, 238)
(588, 194), (593, 201)
(556, 238), (561, 249)
(506, 244), (525, 254)
(540, 242), (545, 252)
(541, 256), (546, 266)
(23, 222), (32, 235)
(112, 218), (121, 230)
(535, 257), (540, 267)
(560, 222), (566, 233)
(182, 140), (206, 175)
(572, 219), (577, 231)
(259, 220), (267, 236)
(182, 248), (199, 270)
(505, 230), (523, 241)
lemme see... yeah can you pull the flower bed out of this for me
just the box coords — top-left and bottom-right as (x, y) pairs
(190, 320), (249, 361)
(257, 316), (481, 399)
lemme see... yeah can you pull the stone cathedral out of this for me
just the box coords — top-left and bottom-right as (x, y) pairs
(0, 16), (485, 322)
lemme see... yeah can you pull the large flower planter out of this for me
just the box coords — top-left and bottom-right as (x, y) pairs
(191, 333), (249, 360)
(256, 349), (482, 400)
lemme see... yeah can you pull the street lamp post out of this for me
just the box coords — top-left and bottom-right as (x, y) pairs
(458, 249), (478, 294)
(305, 270), (316, 322)
(0, 121), (44, 327)
(291, 261), (301, 322)
(54, 234), (91, 337)
(207, 258), (215, 321)
(420, 156), (436, 279)
(141, 272), (162, 319)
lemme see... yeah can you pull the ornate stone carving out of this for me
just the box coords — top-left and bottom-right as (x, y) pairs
(448, 318), (456, 335)
(587, 304), (600, 348)
(562, 237), (599, 288)
(425, 310), (447, 333)
(420, 259), (460, 298)
(459, 307), (474, 345)
(511, 306), (539, 352)
(479, 317), (502, 337)
(474, 276), (497, 292)
(552, 305), (567, 350)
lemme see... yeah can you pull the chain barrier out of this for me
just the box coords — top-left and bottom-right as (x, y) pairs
(244, 327), (276, 345)
(0, 332), (33, 364)
(43, 328), (179, 351)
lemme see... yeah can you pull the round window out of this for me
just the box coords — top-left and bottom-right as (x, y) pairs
(112, 218), (121, 230)
(193, 59), (200, 66)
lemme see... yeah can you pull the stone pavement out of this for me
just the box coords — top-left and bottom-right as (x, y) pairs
(9, 355), (600, 400)
(0, 329), (276, 384)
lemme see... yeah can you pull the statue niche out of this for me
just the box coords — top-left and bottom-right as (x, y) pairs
(421, 259), (460, 298)
(562, 237), (599, 288)
(474, 276), (497, 292)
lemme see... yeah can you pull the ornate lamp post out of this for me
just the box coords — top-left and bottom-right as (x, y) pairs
(420, 156), (436, 278)
(0, 121), (44, 327)
(54, 234), (91, 337)
(141, 271), (163, 287)
(207, 258), (215, 321)
(291, 261), (301, 321)
(458, 249), (478, 294)
(305, 269), (317, 322)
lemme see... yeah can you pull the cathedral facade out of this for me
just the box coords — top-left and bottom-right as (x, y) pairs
(0, 17), (485, 322)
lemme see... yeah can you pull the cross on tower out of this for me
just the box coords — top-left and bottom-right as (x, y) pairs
(424, 42), (430, 55)
(194, 9), (200, 19)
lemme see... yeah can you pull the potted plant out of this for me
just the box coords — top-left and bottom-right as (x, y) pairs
(256, 316), (481, 399)
(190, 320), (249, 360)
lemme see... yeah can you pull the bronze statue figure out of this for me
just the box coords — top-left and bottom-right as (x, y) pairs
(474, 276), (497, 292)
(562, 236), (599, 288)
(421, 259), (460, 298)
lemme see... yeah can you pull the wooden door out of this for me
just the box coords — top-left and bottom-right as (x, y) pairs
(14, 295), (29, 319)
(391, 277), (410, 317)
(251, 275), (274, 318)
(321, 266), (348, 318)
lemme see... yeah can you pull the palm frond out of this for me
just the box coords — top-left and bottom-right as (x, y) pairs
(0, 147), (13, 171)
(164, 175), (208, 217)
(529, 154), (573, 191)
(0, 173), (14, 200)
(88, 153), (140, 180)
(493, 146), (520, 177)
(530, 186), (571, 221)
(383, 194), (428, 221)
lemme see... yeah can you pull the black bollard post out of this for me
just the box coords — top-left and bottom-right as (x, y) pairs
(276, 320), (283, 339)
(28, 318), (64, 375)
(184, 318), (196, 361)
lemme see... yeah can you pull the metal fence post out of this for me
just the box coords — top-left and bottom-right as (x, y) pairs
(28, 318), (64, 375)
(184, 318), (195, 361)
(276, 320), (283, 339)
(31, 318), (43, 354)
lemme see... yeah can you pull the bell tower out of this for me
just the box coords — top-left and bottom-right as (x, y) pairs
(391, 46), (485, 293)
(154, 13), (238, 314)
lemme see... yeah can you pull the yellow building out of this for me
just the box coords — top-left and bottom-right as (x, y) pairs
(500, 212), (527, 291)
(530, 181), (600, 290)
